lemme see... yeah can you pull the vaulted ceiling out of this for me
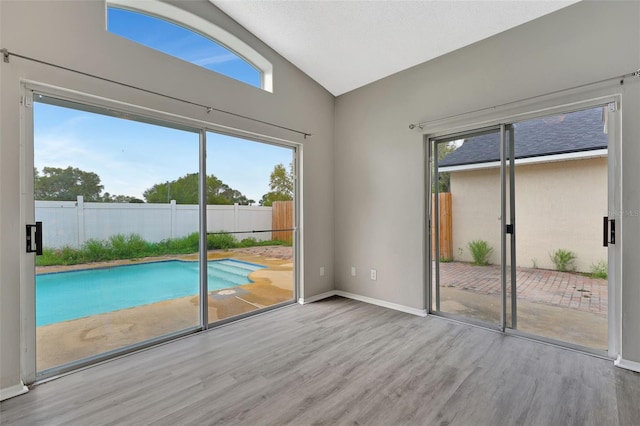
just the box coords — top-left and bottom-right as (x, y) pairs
(212, 0), (580, 96)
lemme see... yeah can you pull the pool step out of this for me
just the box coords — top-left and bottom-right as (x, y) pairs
(216, 259), (264, 272)
(207, 260), (265, 285)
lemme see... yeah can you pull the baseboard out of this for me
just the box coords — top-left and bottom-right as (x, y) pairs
(0, 381), (28, 401)
(615, 355), (640, 373)
(298, 290), (338, 305)
(299, 290), (427, 317)
(334, 290), (428, 317)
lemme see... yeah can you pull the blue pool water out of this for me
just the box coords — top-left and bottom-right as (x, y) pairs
(36, 259), (264, 326)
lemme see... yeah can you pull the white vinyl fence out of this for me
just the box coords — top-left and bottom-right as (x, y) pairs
(35, 196), (273, 248)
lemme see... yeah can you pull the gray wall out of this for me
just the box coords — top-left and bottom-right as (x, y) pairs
(0, 0), (334, 394)
(334, 1), (639, 359)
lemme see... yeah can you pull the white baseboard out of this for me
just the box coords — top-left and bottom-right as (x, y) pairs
(299, 290), (427, 317)
(335, 290), (427, 317)
(615, 355), (640, 373)
(0, 381), (28, 401)
(298, 290), (337, 305)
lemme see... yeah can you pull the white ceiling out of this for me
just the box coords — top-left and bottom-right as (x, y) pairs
(212, 0), (580, 96)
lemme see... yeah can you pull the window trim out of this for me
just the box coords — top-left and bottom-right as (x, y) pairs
(107, 0), (273, 92)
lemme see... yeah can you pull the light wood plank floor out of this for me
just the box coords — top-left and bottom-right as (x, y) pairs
(2, 296), (639, 425)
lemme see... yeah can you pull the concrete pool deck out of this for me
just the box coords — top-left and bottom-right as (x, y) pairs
(36, 247), (294, 371)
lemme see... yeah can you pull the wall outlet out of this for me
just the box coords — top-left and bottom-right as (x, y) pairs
(370, 269), (377, 280)
(351, 266), (356, 276)
(320, 266), (325, 276)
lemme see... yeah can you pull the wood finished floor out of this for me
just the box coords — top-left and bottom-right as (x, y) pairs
(2, 296), (639, 425)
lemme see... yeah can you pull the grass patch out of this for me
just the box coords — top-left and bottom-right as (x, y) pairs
(36, 232), (287, 267)
(590, 260), (607, 279)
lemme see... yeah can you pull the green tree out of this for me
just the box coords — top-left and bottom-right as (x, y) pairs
(260, 163), (294, 206)
(35, 166), (104, 201)
(434, 142), (457, 193)
(101, 193), (144, 203)
(143, 172), (252, 205)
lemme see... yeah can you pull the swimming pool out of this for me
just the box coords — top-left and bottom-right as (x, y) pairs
(36, 259), (264, 326)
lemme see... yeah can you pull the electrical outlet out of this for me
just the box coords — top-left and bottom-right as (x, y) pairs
(370, 269), (377, 280)
(351, 266), (356, 276)
(320, 266), (325, 276)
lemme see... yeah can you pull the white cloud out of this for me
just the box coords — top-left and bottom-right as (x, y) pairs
(192, 52), (241, 66)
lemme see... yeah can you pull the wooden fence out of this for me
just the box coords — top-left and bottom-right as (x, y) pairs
(272, 200), (294, 243)
(432, 193), (453, 260)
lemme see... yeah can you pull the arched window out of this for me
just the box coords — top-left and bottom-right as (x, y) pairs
(106, 0), (273, 91)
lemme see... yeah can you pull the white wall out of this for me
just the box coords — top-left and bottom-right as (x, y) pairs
(1, 0), (334, 396)
(450, 157), (608, 272)
(334, 1), (639, 361)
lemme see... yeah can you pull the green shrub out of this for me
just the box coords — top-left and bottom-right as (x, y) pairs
(36, 248), (63, 267)
(83, 239), (111, 262)
(549, 249), (577, 272)
(59, 246), (84, 265)
(468, 240), (493, 266)
(238, 237), (259, 248)
(108, 234), (147, 259)
(207, 232), (237, 250)
(154, 232), (199, 255)
(590, 260), (607, 279)
(35, 232), (291, 267)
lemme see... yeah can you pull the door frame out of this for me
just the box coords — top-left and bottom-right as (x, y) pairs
(424, 89), (622, 357)
(20, 80), (302, 383)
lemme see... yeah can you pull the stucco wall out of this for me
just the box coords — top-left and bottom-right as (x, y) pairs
(1, 0), (334, 396)
(450, 157), (608, 272)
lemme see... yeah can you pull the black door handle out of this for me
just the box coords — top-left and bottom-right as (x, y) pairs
(603, 217), (615, 247)
(26, 221), (43, 255)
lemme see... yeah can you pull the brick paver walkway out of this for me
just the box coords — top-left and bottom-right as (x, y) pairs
(439, 262), (607, 317)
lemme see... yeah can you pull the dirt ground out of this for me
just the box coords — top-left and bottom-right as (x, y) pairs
(36, 246), (293, 371)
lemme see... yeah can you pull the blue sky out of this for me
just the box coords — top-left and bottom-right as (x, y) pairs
(33, 8), (291, 204)
(107, 7), (261, 87)
(34, 103), (292, 203)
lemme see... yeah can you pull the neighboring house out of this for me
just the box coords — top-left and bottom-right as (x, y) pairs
(438, 107), (608, 272)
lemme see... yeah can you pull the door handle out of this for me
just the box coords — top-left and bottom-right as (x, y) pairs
(26, 221), (43, 255)
(603, 217), (615, 247)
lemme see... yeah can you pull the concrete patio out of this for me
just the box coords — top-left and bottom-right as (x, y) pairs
(436, 262), (608, 350)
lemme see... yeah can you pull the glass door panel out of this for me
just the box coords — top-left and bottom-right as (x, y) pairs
(205, 133), (295, 323)
(34, 98), (200, 372)
(431, 127), (507, 328)
(509, 107), (608, 350)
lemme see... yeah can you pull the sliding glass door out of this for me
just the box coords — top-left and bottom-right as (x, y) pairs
(429, 104), (616, 353)
(25, 89), (299, 379)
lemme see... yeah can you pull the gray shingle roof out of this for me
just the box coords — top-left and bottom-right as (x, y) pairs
(438, 107), (607, 167)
